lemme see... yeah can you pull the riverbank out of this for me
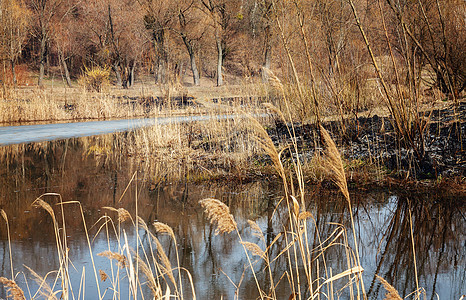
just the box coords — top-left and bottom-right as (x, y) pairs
(0, 81), (265, 125)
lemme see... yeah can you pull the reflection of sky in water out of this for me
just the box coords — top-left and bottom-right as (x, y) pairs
(0, 137), (464, 299)
(0, 190), (464, 299)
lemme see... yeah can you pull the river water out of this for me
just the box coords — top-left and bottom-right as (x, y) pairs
(0, 114), (251, 146)
(0, 131), (464, 299)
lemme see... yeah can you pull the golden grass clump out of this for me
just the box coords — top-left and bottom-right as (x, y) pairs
(0, 277), (26, 300)
(376, 275), (403, 300)
(97, 251), (128, 268)
(199, 198), (237, 235)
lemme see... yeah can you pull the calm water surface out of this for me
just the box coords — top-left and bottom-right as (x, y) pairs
(0, 135), (464, 299)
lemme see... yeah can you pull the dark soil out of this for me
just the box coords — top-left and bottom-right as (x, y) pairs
(270, 100), (466, 180)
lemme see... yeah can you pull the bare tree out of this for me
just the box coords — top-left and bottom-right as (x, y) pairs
(140, 0), (176, 85)
(27, 0), (66, 86)
(200, 0), (241, 86)
(0, 0), (30, 87)
(175, 0), (204, 86)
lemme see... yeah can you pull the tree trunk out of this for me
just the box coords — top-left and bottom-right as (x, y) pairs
(46, 49), (50, 77)
(59, 51), (72, 87)
(113, 63), (122, 87)
(182, 36), (200, 86)
(11, 60), (17, 88)
(216, 38), (223, 86)
(129, 62), (135, 87)
(38, 36), (46, 86)
(190, 53), (200, 86)
(262, 22), (272, 82)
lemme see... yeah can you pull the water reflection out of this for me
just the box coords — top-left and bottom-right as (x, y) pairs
(0, 136), (464, 299)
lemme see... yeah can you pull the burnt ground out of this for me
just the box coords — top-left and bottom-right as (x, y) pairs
(270, 100), (466, 180)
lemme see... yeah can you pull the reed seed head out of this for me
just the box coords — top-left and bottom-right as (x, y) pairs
(376, 275), (403, 300)
(98, 251), (128, 268)
(0, 277), (26, 300)
(153, 222), (175, 240)
(240, 241), (265, 259)
(103, 207), (132, 223)
(33, 199), (55, 218)
(0, 209), (8, 223)
(247, 220), (263, 239)
(154, 237), (176, 286)
(320, 125), (350, 201)
(99, 269), (108, 282)
(199, 198), (237, 235)
(298, 211), (313, 221)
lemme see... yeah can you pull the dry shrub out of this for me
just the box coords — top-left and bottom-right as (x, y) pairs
(79, 65), (110, 92)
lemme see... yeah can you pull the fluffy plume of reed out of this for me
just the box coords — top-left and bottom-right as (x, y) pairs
(240, 242), (265, 259)
(102, 207), (132, 223)
(247, 220), (264, 240)
(0, 277), (26, 300)
(376, 275), (403, 300)
(97, 251), (128, 268)
(249, 116), (286, 181)
(320, 125), (350, 201)
(153, 237), (176, 286)
(298, 211), (313, 221)
(99, 269), (108, 282)
(32, 199), (55, 218)
(199, 198), (237, 235)
(153, 222), (176, 240)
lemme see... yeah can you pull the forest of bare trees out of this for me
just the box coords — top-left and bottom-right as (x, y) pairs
(0, 0), (464, 98)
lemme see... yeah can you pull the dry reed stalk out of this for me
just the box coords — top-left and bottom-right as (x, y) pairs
(320, 125), (367, 298)
(1, 209), (14, 280)
(0, 277), (26, 300)
(97, 251), (128, 268)
(136, 255), (163, 298)
(199, 198), (237, 234)
(24, 265), (57, 300)
(152, 220), (184, 297)
(375, 275), (403, 300)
